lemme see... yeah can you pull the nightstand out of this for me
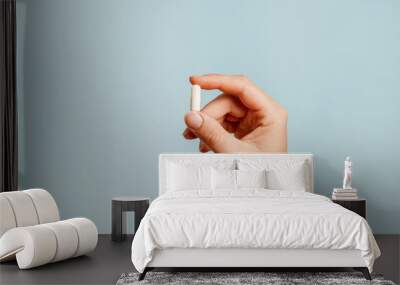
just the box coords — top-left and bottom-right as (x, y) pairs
(111, 197), (150, 242)
(332, 198), (366, 219)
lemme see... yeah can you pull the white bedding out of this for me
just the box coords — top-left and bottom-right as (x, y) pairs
(131, 189), (380, 273)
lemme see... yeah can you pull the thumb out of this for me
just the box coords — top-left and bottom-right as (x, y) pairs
(184, 111), (244, 153)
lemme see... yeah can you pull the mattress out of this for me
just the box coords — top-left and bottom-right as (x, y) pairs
(131, 189), (380, 273)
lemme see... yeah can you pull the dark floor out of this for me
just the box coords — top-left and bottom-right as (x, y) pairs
(0, 235), (399, 285)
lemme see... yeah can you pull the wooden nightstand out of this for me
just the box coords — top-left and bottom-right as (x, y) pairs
(332, 198), (366, 219)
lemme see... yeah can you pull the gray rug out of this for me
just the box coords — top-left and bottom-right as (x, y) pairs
(116, 272), (396, 285)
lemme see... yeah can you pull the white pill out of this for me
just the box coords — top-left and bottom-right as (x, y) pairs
(190, 84), (201, 111)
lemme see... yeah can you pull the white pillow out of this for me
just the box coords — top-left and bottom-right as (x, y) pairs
(266, 163), (307, 191)
(167, 163), (212, 191)
(236, 169), (267, 189)
(212, 169), (237, 190)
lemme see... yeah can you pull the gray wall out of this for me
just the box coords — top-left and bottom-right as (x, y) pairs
(16, 0), (400, 234)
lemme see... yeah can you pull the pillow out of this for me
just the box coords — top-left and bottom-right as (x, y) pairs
(212, 169), (237, 190)
(236, 169), (267, 189)
(266, 163), (307, 191)
(167, 163), (212, 191)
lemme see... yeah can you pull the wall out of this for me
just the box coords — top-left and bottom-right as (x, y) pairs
(16, 0), (400, 233)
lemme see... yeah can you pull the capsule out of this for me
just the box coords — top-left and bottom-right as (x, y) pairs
(190, 84), (201, 111)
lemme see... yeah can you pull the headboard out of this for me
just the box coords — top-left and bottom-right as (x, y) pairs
(159, 153), (314, 195)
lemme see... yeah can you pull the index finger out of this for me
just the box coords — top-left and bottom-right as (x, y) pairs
(190, 74), (269, 110)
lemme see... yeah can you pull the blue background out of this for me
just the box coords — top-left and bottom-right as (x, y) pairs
(16, 0), (400, 233)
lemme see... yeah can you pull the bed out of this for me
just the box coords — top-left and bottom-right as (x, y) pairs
(131, 154), (380, 280)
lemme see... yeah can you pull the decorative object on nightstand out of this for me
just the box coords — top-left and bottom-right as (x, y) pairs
(332, 188), (358, 200)
(342, 156), (353, 190)
(332, 157), (365, 218)
(112, 197), (149, 242)
(332, 198), (366, 219)
(332, 156), (358, 200)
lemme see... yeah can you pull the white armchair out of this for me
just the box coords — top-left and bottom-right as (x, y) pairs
(0, 189), (98, 269)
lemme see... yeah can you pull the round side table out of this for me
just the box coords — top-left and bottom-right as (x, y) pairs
(111, 197), (149, 242)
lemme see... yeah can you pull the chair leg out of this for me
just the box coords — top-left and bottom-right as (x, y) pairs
(354, 267), (372, 280)
(138, 268), (148, 281)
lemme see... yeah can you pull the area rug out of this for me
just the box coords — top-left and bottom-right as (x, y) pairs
(116, 272), (396, 285)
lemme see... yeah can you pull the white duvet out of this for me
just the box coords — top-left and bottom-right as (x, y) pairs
(131, 189), (380, 273)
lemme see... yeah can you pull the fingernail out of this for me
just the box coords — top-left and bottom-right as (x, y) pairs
(189, 75), (199, 84)
(185, 112), (203, 130)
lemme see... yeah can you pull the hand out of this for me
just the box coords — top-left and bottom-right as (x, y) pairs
(183, 74), (288, 153)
